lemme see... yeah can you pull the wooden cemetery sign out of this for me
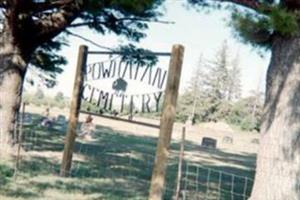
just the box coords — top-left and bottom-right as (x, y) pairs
(60, 45), (184, 200)
(81, 52), (169, 123)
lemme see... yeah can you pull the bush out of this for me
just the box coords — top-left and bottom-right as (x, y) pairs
(22, 92), (69, 109)
(34, 88), (45, 99)
(176, 95), (263, 131)
(240, 116), (256, 131)
(0, 164), (14, 185)
(225, 98), (262, 131)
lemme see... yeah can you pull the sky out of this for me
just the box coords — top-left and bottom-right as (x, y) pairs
(26, 0), (270, 98)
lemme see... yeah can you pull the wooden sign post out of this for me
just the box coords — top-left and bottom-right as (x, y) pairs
(148, 44), (184, 200)
(60, 45), (88, 177)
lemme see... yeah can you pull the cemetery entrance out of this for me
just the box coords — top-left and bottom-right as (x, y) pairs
(60, 45), (184, 199)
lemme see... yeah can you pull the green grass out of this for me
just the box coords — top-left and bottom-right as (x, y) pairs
(0, 112), (256, 200)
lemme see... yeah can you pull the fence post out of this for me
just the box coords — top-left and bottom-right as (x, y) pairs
(13, 102), (25, 180)
(148, 44), (184, 200)
(175, 126), (186, 200)
(60, 45), (88, 177)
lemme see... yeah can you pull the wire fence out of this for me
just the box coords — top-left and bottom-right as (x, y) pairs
(181, 163), (253, 200)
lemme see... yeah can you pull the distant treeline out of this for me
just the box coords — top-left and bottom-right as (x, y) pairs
(23, 89), (69, 109)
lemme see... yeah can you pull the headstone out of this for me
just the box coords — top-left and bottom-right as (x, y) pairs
(201, 137), (217, 149)
(23, 113), (32, 124)
(112, 110), (119, 117)
(251, 138), (259, 144)
(222, 136), (233, 144)
(41, 118), (53, 128)
(57, 115), (66, 124)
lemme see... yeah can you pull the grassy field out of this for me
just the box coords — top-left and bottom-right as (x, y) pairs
(0, 108), (257, 200)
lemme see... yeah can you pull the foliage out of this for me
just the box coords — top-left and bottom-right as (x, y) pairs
(176, 55), (208, 123)
(81, 101), (103, 114)
(206, 41), (230, 100)
(54, 92), (65, 102)
(0, 164), (13, 186)
(225, 95), (263, 131)
(118, 44), (159, 66)
(177, 42), (261, 131)
(34, 88), (45, 100)
(24, 92), (68, 109)
(188, 1), (300, 49)
(177, 91), (195, 122)
(227, 54), (242, 100)
(0, 0), (165, 87)
(178, 92), (263, 131)
(28, 37), (69, 87)
(54, 92), (67, 108)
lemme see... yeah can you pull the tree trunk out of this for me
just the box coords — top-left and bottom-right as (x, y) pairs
(250, 37), (300, 199)
(0, 40), (27, 158)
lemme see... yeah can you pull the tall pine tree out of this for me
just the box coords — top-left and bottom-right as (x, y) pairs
(178, 55), (206, 122)
(227, 52), (242, 101)
(204, 41), (231, 121)
(207, 41), (229, 101)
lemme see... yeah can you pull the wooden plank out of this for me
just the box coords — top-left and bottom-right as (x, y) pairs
(174, 126), (186, 200)
(88, 51), (171, 56)
(60, 45), (88, 177)
(80, 110), (160, 129)
(148, 44), (184, 200)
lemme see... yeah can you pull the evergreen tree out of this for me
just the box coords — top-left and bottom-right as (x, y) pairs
(187, 55), (206, 117)
(204, 41), (230, 121)
(226, 94), (263, 131)
(177, 55), (209, 123)
(34, 88), (45, 100)
(206, 41), (229, 101)
(227, 53), (242, 101)
(55, 92), (64, 102)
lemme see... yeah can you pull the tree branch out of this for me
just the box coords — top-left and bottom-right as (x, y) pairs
(68, 17), (174, 28)
(116, 17), (175, 24)
(215, 0), (262, 12)
(68, 21), (102, 28)
(27, 0), (74, 13)
(34, 1), (83, 45)
(65, 30), (113, 50)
